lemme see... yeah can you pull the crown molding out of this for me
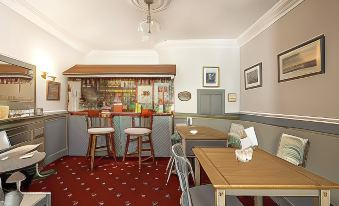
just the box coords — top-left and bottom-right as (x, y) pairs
(155, 39), (239, 50)
(237, 0), (304, 47)
(0, 0), (90, 53)
(87, 50), (159, 57)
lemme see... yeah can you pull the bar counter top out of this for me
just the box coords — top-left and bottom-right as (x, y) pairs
(69, 111), (173, 116)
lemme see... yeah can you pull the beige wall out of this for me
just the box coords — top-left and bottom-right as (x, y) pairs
(240, 0), (339, 119)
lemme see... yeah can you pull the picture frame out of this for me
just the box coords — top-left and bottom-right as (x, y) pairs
(203, 66), (220, 87)
(228, 93), (237, 102)
(46, 81), (60, 101)
(278, 35), (325, 82)
(244, 63), (262, 90)
(178, 91), (191, 101)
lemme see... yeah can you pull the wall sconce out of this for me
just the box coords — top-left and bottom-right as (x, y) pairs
(41, 72), (56, 81)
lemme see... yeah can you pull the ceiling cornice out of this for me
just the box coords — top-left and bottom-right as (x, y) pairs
(237, 0), (304, 47)
(0, 0), (90, 53)
(0, 0), (304, 53)
(155, 39), (239, 50)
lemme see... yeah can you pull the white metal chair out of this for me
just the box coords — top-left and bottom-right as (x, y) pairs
(172, 144), (243, 206)
(1, 171), (51, 206)
(169, 144), (195, 185)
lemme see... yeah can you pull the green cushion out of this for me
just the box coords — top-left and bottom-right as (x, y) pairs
(171, 132), (181, 145)
(227, 133), (241, 148)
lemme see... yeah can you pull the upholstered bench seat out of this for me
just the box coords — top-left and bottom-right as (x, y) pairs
(88, 128), (115, 135)
(124, 128), (151, 136)
(189, 184), (243, 206)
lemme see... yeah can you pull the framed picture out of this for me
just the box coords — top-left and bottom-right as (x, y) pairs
(278, 35), (325, 82)
(228, 93), (237, 102)
(203, 66), (219, 87)
(178, 91), (191, 101)
(244, 63), (262, 90)
(46, 81), (60, 101)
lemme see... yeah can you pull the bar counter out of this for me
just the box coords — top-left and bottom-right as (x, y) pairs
(68, 111), (173, 157)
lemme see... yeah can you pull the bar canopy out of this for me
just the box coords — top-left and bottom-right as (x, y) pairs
(63, 64), (176, 78)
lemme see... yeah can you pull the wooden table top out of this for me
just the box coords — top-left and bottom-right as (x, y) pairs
(176, 125), (228, 140)
(193, 147), (339, 190)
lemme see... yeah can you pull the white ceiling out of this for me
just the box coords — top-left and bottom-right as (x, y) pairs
(21, 0), (279, 51)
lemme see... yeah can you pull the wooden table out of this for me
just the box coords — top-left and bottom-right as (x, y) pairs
(176, 125), (228, 185)
(193, 147), (339, 206)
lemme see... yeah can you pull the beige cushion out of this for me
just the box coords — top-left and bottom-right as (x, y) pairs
(230, 123), (247, 138)
(124, 128), (151, 136)
(277, 133), (309, 166)
(88, 128), (114, 135)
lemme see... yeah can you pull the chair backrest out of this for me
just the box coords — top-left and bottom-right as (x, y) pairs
(86, 110), (113, 129)
(276, 133), (310, 167)
(172, 143), (193, 206)
(0, 130), (10, 151)
(132, 109), (154, 129)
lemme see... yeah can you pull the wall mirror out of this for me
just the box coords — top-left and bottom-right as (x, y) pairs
(0, 54), (36, 120)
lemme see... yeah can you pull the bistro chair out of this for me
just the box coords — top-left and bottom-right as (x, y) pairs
(276, 133), (309, 167)
(1, 171), (51, 206)
(172, 144), (243, 206)
(86, 110), (117, 171)
(123, 109), (155, 170)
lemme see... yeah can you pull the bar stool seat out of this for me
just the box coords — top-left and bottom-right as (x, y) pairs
(86, 110), (117, 171)
(124, 128), (151, 136)
(123, 109), (155, 170)
(88, 128), (115, 134)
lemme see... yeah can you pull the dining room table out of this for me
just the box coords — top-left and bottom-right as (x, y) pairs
(193, 147), (339, 206)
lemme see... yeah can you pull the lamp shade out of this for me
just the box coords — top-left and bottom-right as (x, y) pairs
(138, 18), (160, 41)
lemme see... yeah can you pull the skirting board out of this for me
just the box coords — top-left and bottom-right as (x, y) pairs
(45, 148), (68, 165)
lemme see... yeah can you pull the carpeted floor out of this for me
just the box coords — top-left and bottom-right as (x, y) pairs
(26, 156), (277, 206)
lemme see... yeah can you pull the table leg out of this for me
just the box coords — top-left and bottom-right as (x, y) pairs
(320, 190), (330, 206)
(254, 196), (263, 206)
(194, 157), (200, 186)
(216, 189), (226, 206)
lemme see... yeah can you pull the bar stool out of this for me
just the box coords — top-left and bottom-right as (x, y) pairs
(123, 109), (155, 170)
(86, 110), (117, 171)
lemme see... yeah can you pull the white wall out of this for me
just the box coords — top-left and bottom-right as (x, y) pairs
(0, 4), (83, 112)
(157, 41), (240, 113)
(83, 50), (159, 64)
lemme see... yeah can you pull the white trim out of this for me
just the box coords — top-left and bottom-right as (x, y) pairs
(43, 110), (68, 114)
(0, 0), (90, 53)
(237, 0), (304, 47)
(155, 39), (239, 50)
(240, 111), (339, 125)
(86, 50), (159, 58)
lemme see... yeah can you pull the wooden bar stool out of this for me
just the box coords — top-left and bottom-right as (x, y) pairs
(86, 110), (117, 171)
(123, 109), (155, 170)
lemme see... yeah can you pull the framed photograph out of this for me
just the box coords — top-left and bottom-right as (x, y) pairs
(228, 93), (237, 102)
(244, 63), (262, 90)
(203, 66), (219, 87)
(278, 35), (325, 82)
(46, 81), (60, 101)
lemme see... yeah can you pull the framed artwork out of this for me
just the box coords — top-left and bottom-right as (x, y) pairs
(46, 81), (60, 101)
(244, 63), (262, 90)
(228, 93), (237, 102)
(203, 66), (219, 87)
(278, 35), (325, 82)
(178, 91), (191, 101)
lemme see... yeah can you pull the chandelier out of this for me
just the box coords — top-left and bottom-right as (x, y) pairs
(130, 0), (172, 41)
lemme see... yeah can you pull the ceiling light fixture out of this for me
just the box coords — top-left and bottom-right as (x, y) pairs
(131, 0), (172, 41)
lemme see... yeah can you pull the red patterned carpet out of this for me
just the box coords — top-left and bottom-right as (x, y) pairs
(26, 156), (277, 206)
